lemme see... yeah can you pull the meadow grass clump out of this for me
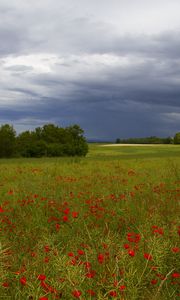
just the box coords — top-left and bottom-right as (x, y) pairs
(0, 145), (180, 299)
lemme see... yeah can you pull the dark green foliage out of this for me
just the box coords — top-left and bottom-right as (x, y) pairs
(0, 123), (88, 158)
(0, 124), (16, 157)
(116, 136), (173, 144)
(174, 132), (180, 144)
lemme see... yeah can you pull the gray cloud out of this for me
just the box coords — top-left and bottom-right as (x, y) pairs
(0, 0), (180, 139)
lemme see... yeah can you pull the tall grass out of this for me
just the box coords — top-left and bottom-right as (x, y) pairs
(0, 145), (180, 299)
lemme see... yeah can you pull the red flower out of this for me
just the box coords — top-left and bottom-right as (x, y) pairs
(44, 256), (49, 263)
(87, 289), (96, 296)
(128, 249), (135, 257)
(40, 281), (57, 294)
(124, 243), (130, 249)
(68, 252), (74, 257)
(44, 245), (50, 252)
(78, 249), (85, 255)
(20, 276), (27, 286)
(2, 282), (9, 288)
(144, 253), (152, 261)
(119, 285), (126, 291)
(8, 189), (14, 195)
(55, 223), (60, 231)
(84, 261), (91, 269)
(0, 206), (4, 213)
(72, 211), (79, 218)
(172, 273), (180, 279)
(37, 274), (46, 281)
(62, 215), (68, 222)
(98, 253), (105, 264)
(64, 208), (70, 215)
(152, 226), (164, 235)
(172, 247), (179, 253)
(151, 279), (158, 285)
(72, 290), (82, 298)
(39, 297), (48, 300)
(85, 270), (96, 278)
(127, 232), (141, 243)
(109, 291), (117, 297)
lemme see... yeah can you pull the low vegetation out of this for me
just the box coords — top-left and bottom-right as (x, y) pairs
(116, 133), (180, 145)
(0, 144), (180, 299)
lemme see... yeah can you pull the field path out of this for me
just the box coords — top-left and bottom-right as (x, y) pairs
(100, 143), (170, 147)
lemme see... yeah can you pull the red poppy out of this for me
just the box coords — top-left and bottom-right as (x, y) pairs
(98, 253), (105, 264)
(64, 208), (70, 215)
(87, 289), (96, 296)
(144, 253), (152, 261)
(78, 249), (85, 255)
(44, 256), (49, 263)
(172, 273), (180, 279)
(40, 281), (57, 294)
(152, 226), (164, 235)
(0, 206), (4, 213)
(128, 249), (135, 257)
(44, 245), (50, 253)
(172, 247), (179, 253)
(85, 270), (96, 278)
(84, 261), (91, 269)
(20, 276), (27, 286)
(151, 279), (158, 285)
(2, 282), (9, 288)
(109, 291), (117, 297)
(72, 211), (79, 218)
(55, 223), (60, 231)
(119, 285), (126, 291)
(37, 274), (46, 281)
(62, 215), (68, 222)
(72, 290), (82, 298)
(127, 232), (141, 243)
(124, 243), (130, 249)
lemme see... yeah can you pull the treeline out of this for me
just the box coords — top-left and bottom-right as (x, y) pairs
(0, 123), (88, 158)
(116, 133), (180, 144)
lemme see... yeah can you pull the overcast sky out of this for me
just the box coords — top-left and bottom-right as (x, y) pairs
(0, 0), (180, 140)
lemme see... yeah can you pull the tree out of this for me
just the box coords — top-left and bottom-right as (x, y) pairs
(15, 124), (88, 157)
(64, 125), (88, 156)
(174, 132), (180, 144)
(16, 131), (47, 157)
(0, 123), (88, 158)
(0, 124), (16, 158)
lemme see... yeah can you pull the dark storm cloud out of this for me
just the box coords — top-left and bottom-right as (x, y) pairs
(0, 0), (180, 139)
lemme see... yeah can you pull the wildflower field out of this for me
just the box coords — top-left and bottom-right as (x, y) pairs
(0, 144), (180, 300)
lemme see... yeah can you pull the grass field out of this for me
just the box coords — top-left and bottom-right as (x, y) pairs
(0, 144), (180, 299)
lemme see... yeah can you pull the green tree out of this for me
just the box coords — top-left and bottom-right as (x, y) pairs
(17, 131), (47, 157)
(174, 132), (180, 144)
(16, 123), (88, 157)
(64, 125), (88, 156)
(0, 124), (16, 158)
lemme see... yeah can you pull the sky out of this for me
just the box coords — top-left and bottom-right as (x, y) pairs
(0, 0), (180, 140)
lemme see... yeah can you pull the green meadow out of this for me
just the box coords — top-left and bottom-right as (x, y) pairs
(0, 144), (180, 300)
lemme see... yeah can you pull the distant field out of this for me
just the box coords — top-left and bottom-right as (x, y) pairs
(0, 144), (180, 299)
(101, 143), (176, 146)
(88, 143), (180, 160)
